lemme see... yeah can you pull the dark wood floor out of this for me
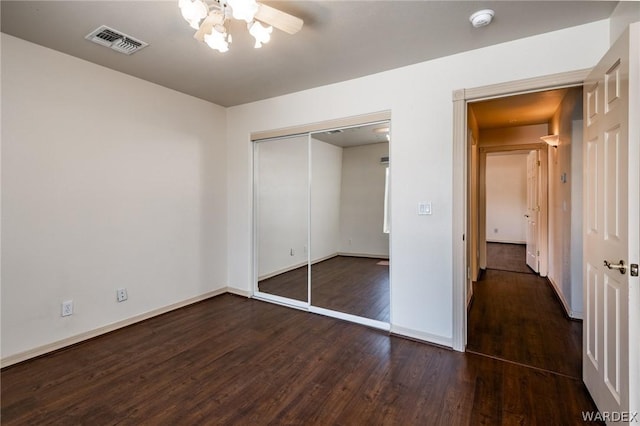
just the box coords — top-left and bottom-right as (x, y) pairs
(486, 242), (534, 274)
(258, 263), (309, 302)
(468, 269), (583, 378)
(1, 294), (600, 425)
(259, 256), (390, 322)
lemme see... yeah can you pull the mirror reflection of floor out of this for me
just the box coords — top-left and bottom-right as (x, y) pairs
(258, 255), (389, 322)
(258, 264), (309, 302)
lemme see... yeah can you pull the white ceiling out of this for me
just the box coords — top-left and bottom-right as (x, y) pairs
(312, 122), (390, 147)
(1, 1), (619, 107)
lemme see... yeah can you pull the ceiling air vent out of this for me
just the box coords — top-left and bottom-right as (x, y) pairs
(85, 25), (148, 55)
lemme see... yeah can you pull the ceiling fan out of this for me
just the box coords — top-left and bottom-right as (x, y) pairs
(178, 0), (304, 53)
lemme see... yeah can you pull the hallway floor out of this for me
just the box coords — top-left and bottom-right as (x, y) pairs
(467, 268), (582, 378)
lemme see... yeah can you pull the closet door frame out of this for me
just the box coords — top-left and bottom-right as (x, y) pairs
(251, 111), (392, 329)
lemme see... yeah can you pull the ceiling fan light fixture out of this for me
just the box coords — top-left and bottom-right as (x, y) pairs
(249, 20), (272, 48)
(469, 9), (495, 28)
(227, 0), (259, 23)
(181, 0), (302, 53)
(204, 27), (230, 52)
(180, 0), (209, 29)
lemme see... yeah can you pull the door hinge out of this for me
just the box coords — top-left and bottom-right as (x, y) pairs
(537, 250), (540, 256)
(537, 160), (541, 166)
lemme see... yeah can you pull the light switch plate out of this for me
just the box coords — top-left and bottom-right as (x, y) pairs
(418, 202), (432, 215)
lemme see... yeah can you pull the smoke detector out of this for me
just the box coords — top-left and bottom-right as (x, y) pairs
(469, 9), (495, 28)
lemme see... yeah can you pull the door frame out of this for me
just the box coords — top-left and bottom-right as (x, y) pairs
(451, 68), (590, 352)
(479, 146), (547, 274)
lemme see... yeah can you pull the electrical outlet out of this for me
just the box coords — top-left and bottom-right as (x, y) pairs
(117, 288), (128, 302)
(61, 300), (73, 317)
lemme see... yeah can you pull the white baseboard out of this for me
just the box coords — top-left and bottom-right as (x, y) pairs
(1, 288), (227, 368)
(226, 286), (251, 298)
(390, 325), (453, 348)
(258, 253), (389, 281)
(337, 252), (389, 259)
(547, 277), (578, 319)
(570, 310), (583, 320)
(258, 254), (341, 281)
(486, 240), (526, 245)
(258, 261), (308, 281)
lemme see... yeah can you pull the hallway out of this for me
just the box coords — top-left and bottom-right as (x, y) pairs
(467, 268), (582, 378)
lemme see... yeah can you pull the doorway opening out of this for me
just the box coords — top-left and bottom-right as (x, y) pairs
(451, 70), (590, 352)
(462, 86), (584, 376)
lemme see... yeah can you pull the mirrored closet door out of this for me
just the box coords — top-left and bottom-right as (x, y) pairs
(254, 135), (309, 305)
(253, 121), (390, 327)
(310, 124), (390, 323)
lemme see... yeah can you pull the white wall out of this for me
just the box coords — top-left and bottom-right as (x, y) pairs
(610, 1), (640, 43)
(311, 139), (343, 262)
(548, 88), (583, 318)
(485, 153), (528, 244)
(570, 119), (584, 317)
(1, 35), (228, 360)
(258, 137), (389, 277)
(339, 142), (389, 257)
(256, 137), (342, 278)
(226, 20), (610, 345)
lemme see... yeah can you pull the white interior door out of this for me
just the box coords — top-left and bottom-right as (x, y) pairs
(583, 24), (639, 420)
(525, 150), (539, 272)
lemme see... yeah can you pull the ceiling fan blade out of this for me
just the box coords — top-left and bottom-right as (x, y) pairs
(194, 12), (225, 42)
(255, 3), (303, 35)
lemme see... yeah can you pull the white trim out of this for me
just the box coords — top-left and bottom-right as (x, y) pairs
(336, 252), (389, 259)
(226, 286), (252, 297)
(547, 277), (572, 318)
(312, 253), (339, 263)
(452, 92), (467, 352)
(546, 278), (583, 320)
(251, 113), (394, 330)
(252, 291), (309, 310)
(250, 111), (392, 141)
(258, 261), (309, 281)
(0, 289), (227, 368)
(309, 306), (390, 331)
(452, 68), (592, 354)
(456, 69), (591, 102)
(391, 325), (453, 348)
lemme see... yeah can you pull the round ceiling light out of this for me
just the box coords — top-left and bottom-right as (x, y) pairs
(469, 9), (495, 28)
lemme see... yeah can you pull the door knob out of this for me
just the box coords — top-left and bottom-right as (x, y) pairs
(604, 259), (627, 274)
